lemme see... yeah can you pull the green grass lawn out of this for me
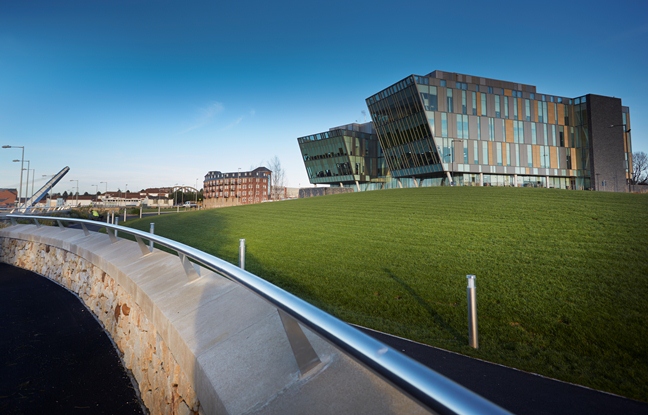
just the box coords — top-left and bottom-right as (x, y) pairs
(122, 187), (648, 401)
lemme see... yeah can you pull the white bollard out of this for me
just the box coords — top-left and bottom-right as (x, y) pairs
(239, 239), (246, 270)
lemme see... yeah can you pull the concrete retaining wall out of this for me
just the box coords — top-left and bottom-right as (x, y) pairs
(0, 224), (427, 415)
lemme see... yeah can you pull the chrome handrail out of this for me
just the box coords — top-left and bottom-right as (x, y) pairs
(4, 214), (513, 415)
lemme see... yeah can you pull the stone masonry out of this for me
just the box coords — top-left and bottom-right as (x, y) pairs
(0, 224), (429, 415)
(0, 238), (199, 415)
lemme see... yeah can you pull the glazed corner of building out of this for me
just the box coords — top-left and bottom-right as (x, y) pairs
(299, 69), (632, 192)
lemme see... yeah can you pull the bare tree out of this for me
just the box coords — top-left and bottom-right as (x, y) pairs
(632, 151), (648, 185)
(266, 155), (285, 200)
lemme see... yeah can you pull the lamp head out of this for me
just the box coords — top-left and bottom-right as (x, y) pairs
(13, 159), (19, 162)
(2, 145), (11, 148)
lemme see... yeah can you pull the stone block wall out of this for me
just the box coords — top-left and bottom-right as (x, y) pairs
(0, 225), (430, 415)
(0, 238), (199, 415)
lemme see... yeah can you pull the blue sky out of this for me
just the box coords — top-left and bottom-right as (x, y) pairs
(1, 0), (647, 195)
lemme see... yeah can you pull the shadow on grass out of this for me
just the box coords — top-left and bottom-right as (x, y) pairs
(384, 269), (467, 345)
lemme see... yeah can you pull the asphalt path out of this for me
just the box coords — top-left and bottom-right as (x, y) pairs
(0, 264), (144, 415)
(357, 326), (648, 415)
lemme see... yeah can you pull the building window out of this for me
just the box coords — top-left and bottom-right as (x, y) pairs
(495, 95), (501, 118)
(441, 113), (448, 137)
(506, 143), (511, 166)
(481, 94), (487, 116)
(540, 146), (549, 168)
(504, 96), (509, 119)
(472, 92), (477, 115)
(447, 89), (453, 112)
(531, 123), (537, 145)
(421, 86), (438, 111)
(513, 98), (518, 120)
(457, 114), (469, 139)
(496, 143), (502, 166)
(462, 91), (467, 114)
(474, 141), (479, 164)
(525, 99), (531, 121)
(488, 118), (494, 141)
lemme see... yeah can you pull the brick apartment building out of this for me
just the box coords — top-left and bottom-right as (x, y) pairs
(203, 167), (271, 208)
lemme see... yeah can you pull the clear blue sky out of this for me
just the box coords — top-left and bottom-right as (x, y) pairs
(1, 0), (647, 194)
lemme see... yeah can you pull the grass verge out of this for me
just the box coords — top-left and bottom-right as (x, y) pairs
(123, 187), (648, 401)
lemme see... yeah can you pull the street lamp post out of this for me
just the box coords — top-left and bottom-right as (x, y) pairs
(12, 159), (29, 205)
(92, 184), (99, 203)
(22, 160), (30, 204)
(70, 179), (79, 207)
(3, 145), (25, 207)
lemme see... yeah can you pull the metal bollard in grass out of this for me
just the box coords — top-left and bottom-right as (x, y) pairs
(149, 222), (155, 252)
(467, 274), (478, 349)
(239, 239), (246, 269)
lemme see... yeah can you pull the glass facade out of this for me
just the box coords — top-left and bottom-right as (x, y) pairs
(297, 123), (388, 187)
(364, 76), (442, 179)
(363, 70), (631, 190)
(298, 70), (631, 192)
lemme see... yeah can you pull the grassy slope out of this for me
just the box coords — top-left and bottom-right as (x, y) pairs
(124, 187), (648, 401)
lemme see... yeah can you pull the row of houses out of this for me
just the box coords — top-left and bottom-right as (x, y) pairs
(0, 188), (179, 209)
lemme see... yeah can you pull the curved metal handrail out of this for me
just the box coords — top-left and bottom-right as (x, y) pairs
(4, 214), (513, 415)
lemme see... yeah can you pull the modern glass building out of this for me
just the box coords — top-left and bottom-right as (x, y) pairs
(298, 71), (632, 192)
(366, 70), (632, 191)
(297, 122), (390, 191)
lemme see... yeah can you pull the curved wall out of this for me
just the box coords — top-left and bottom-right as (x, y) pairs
(0, 224), (426, 415)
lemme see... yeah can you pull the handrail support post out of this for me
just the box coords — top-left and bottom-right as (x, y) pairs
(178, 252), (200, 281)
(278, 310), (322, 376)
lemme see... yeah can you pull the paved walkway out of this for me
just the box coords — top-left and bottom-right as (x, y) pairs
(0, 263), (143, 415)
(1, 262), (647, 415)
